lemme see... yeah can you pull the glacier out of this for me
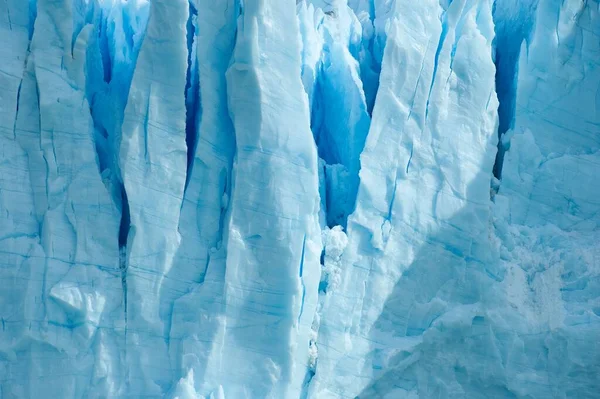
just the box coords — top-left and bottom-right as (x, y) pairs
(0, 0), (598, 398)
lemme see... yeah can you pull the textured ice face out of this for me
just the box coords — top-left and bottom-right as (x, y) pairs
(0, 0), (598, 398)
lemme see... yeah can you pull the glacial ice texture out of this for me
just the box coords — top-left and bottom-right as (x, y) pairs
(0, 0), (598, 398)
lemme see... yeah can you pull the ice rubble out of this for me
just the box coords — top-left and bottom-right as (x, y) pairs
(0, 0), (598, 398)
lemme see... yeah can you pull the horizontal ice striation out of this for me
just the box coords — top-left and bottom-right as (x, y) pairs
(1, 0), (600, 398)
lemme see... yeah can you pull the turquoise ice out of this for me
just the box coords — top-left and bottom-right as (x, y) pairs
(0, 0), (598, 398)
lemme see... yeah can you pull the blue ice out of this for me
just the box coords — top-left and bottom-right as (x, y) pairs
(0, 0), (598, 398)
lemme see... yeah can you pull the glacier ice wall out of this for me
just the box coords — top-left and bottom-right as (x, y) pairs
(0, 0), (598, 398)
(492, 0), (600, 397)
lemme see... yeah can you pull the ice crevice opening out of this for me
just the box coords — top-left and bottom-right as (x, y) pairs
(2, 0), (599, 397)
(183, 0), (200, 190)
(491, 0), (538, 181)
(296, 1), (404, 388)
(297, 0), (376, 230)
(296, 2), (374, 390)
(28, 0), (37, 40)
(83, 0), (150, 317)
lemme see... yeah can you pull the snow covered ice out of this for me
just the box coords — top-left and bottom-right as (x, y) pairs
(0, 0), (598, 398)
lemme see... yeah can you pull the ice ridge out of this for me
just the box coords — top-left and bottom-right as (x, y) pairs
(0, 0), (598, 398)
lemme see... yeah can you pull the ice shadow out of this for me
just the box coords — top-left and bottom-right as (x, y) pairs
(353, 134), (518, 397)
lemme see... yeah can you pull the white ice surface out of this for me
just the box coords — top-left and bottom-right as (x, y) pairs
(0, 0), (598, 398)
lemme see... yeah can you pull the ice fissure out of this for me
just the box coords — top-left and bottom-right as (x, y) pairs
(183, 1), (200, 187)
(1, 0), (599, 398)
(298, 0), (372, 229)
(83, 0), (151, 330)
(491, 0), (537, 179)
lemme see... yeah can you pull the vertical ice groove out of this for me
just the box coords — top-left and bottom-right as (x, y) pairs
(162, 0), (237, 394)
(161, 0), (239, 396)
(119, 186), (130, 319)
(83, 0), (150, 333)
(200, 0), (322, 397)
(0, 0), (128, 396)
(119, 0), (189, 394)
(297, 0), (440, 233)
(491, 0), (538, 179)
(158, 0), (199, 343)
(310, 0), (499, 396)
(12, 79), (23, 140)
(2, 0), (599, 397)
(349, 0), (379, 114)
(298, 234), (307, 324)
(298, 1), (371, 229)
(425, 8), (450, 119)
(0, 10), (41, 399)
(28, 0), (37, 39)
(183, 0), (200, 187)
